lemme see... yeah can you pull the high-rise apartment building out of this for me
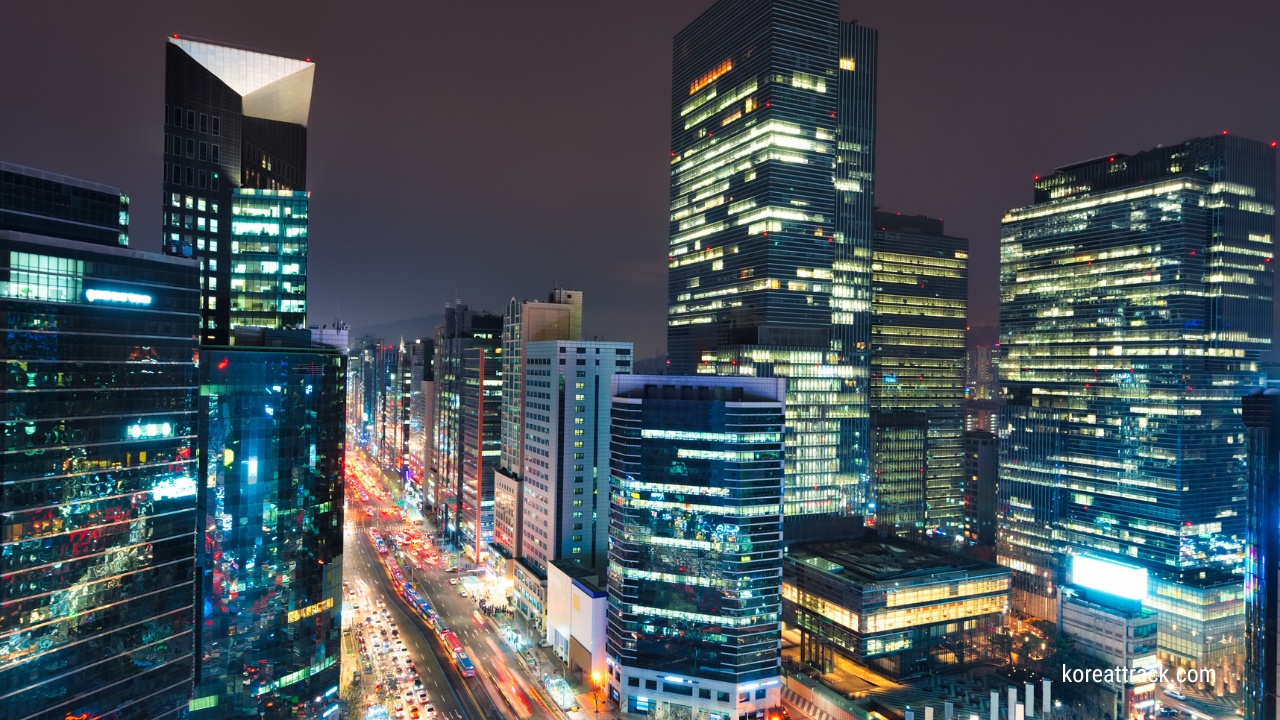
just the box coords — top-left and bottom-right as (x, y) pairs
(0, 217), (200, 717)
(1243, 388), (1280, 720)
(870, 212), (968, 534)
(966, 345), (999, 401)
(998, 135), (1275, 631)
(429, 304), (502, 548)
(606, 375), (785, 720)
(511, 340), (631, 632)
(499, 289), (583, 476)
(163, 36), (314, 344)
(191, 329), (346, 719)
(666, 0), (878, 524)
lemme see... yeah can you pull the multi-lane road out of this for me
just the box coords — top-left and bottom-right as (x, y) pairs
(344, 450), (567, 720)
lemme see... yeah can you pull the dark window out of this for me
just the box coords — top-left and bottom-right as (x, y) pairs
(186, 110), (195, 129)
(165, 104), (169, 125)
(199, 113), (208, 133)
(576, 359), (586, 365)
(212, 173), (219, 191)
(199, 142), (207, 162)
(185, 167), (195, 187)
(211, 116), (219, 136)
(172, 135), (182, 156)
(755, 689), (766, 700)
(212, 145), (220, 164)
(718, 692), (730, 703)
(644, 680), (656, 690)
(627, 678), (639, 688)
(699, 689), (711, 700)
(186, 138), (195, 158)
(577, 347), (587, 354)
(173, 106), (182, 126)
(663, 683), (693, 697)
(198, 170), (207, 190)
(172, 164), (182, 184)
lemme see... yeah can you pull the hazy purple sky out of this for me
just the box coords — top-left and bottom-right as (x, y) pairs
(3, 1), (1277, 355)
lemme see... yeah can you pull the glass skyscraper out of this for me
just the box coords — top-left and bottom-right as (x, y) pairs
(229, 188), (308, 332)
(998, 135), (1275, 629)
(0, 228), (200, 720)
(666, 0), (877, 524)
(191, 332), (346, 719)
(1, 161), (130, 248)
(163, 36), (314, 344)
(1243, 388), (1280, 720)
(606, 375), (785, 720)
(870, 212), (968, 535)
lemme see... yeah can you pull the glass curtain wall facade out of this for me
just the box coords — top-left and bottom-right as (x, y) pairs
(163, 37), (313, 344)
(0, 230), (200, 720)
(0, 161), (129, 248)
(998, 135), (1275, 623)
(1243, 389), (1280, 720)
(606, 375), (784, 720)
(871, 212), (968, 535)
(870, 411), (927, 538)
(666, 0), (878, 524)
(191, 343), (345, 719)
(229, 188), (307, 332)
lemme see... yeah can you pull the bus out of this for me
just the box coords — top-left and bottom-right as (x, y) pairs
(441, 631), (463, 658)
(456, 652), (476, 677)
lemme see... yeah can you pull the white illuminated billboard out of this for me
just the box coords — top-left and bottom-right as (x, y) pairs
(1071, 555), (1148, 600)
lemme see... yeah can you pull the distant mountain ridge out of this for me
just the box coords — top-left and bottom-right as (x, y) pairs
(354, 314), (444, 344)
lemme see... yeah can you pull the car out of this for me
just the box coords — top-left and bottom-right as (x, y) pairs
(417, 690), (428, 702)
(424, 705), (436, 718)
(459, 590), (468, 598)
(448, 579), (458, 586)
(413, 678), (424, 690)
(1166, 690), (1187, 701)
(410, 708), (420, 719)
(391, 628), (399, 637)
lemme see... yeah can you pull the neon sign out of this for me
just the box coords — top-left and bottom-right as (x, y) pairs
(86, 288), (152, 306)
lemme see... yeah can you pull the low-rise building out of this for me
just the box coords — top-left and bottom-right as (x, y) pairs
(547, 560), (608, 686)
(782, 539), (1010, 679)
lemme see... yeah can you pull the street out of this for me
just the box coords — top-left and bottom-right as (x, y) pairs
(344, 449), (573, 720)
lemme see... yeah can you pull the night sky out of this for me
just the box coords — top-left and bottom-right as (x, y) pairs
(3, 1), (1278, 356)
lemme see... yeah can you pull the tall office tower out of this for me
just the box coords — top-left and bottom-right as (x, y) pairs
(1243, 389), (1280, 720)
(869, 411), (927, 537)
(0, 220), (200, 717)
(228, 188), (308, 332)
(459, 343), (502, 562)
(499, 289), (583, 477)
(406, 339), (435, 511)
(606, 375), (785, 719)
(1, 161), (130, 247)
(999, 135), (1275, 630)
(871, 212), (968, 534)
(429, 304), (502, 542)
(966, 345), (999, 401)
(666, 0), (878, 525)
(512, 340), (632, 634)
(375, 342), (402, 470)
(191, 329), (346, 719)
(962, 429), (998, 549)
(163, 36), (314, 344)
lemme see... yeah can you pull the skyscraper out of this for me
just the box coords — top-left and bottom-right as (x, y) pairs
(870, 212), (968, 535)
(606, 375), (785, 719)
(0, 188), (200, 717)
(163, 36), (314, 344)
(1, 160), (130, 247)
(666, 0), (878, 524)
(191, 329), (346, 719)
(1243, 388), (1280, 720)
(228, 188), (308, 332)
(511, 340), (632, 633)
(998, 135), (1275, 632)
(429, 304), (502, 549)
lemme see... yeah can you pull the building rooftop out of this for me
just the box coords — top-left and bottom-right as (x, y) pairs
(788, 539), (1007, 585)
(0, 160), (123, 196)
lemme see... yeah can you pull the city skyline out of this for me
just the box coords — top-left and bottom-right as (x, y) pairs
(3, 1), (1279, 357)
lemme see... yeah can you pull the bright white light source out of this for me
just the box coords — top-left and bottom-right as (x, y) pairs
(1072, 555), (1148, 600)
